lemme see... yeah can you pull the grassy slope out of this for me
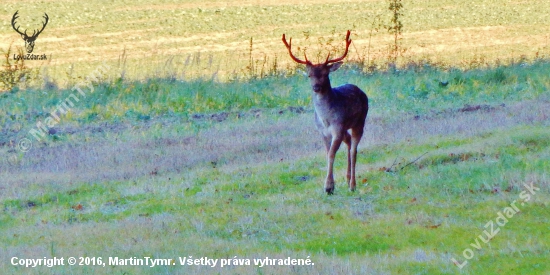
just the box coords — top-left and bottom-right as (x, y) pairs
(1, 61), (550, 274)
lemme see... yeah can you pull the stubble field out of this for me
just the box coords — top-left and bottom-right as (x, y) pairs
(1, 0), (550, 84)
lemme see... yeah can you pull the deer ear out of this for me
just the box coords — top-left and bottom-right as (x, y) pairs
(329, 62), (343, 72)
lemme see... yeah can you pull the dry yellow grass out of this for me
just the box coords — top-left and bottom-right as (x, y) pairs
(1, 0), (549, 85)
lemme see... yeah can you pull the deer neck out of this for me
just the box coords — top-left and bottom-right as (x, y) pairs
(312, 84), (336, 115)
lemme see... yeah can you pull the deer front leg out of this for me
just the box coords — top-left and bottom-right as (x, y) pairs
(325, 133), (344, 194)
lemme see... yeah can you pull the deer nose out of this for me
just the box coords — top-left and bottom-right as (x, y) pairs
(312, 84), (322, 92)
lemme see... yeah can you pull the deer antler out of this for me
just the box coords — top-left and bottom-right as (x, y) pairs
(11, 11), (49, 39)
(324, 30), (352, 65)
(11, 11), (25, 37)
(32, 13), (49, 38)
(282, 33), (311, 65)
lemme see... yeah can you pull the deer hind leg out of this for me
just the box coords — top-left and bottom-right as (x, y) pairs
(325, 132), (344, 195)
(349, 128), (364, 192)
(321, 134), (331, 153)
(343, 132), (352, 187)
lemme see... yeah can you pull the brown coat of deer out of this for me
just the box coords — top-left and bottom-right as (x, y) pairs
(282, 30), (369, 194)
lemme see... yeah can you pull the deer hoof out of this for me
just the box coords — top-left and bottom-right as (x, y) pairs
(325, 187), (334, 195)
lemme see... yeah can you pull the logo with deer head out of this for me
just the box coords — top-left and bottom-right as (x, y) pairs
(11, 10), (49, 54)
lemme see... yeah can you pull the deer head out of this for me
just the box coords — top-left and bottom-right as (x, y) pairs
(282, 30), (352, 93)
(11, 11), (49, 53)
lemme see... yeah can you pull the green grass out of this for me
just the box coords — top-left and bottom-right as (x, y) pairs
(2, 59), (549, 132)
(1, 123), (548, 274)
(1, 58), (549, 274)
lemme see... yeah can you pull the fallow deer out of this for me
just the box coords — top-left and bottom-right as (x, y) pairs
(282, 30), (369, 194)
